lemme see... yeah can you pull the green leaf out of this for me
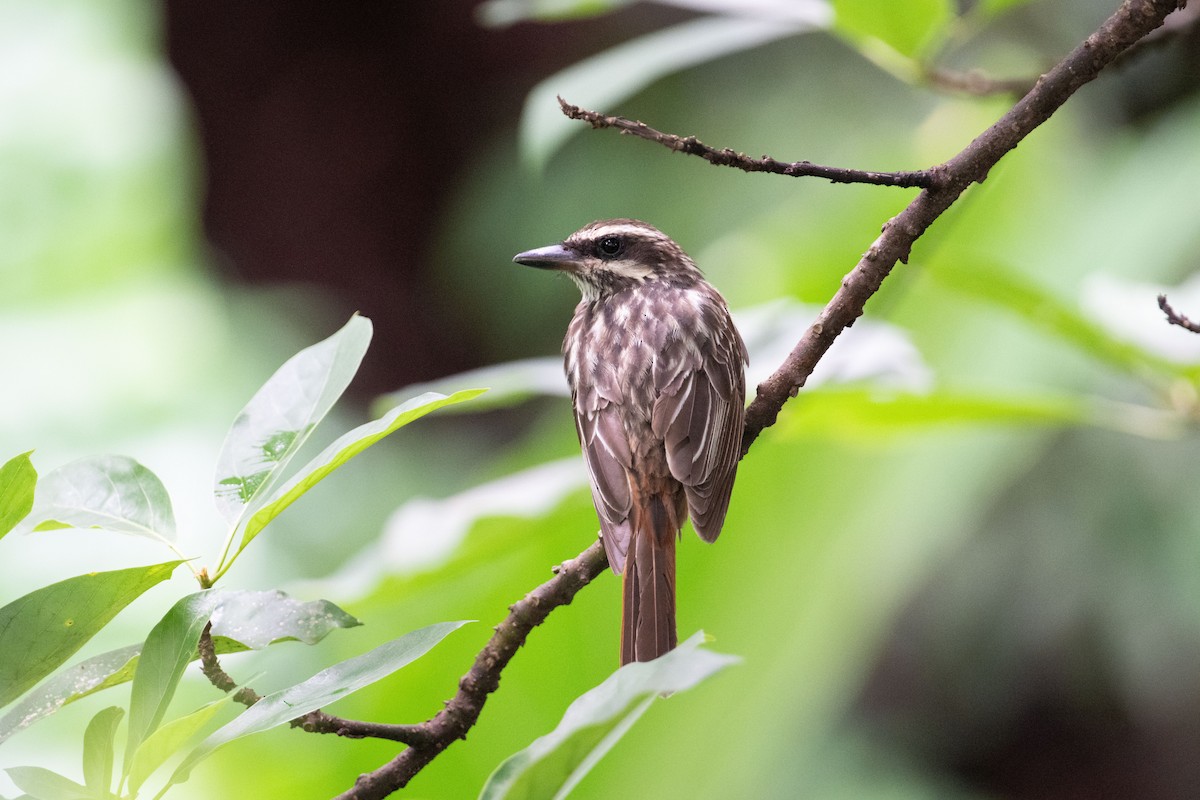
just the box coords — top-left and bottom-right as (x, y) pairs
(832, 0), (951, 59)
(0, 561), (181, 710)
(520, 14), (827, 169)
(166, 621), (471, 788)
(124, 591), (218, 774)
(208, 589), (361, 648)
(477, 0), (812, 27)
(783, 389), (1085, 439)
(0, 645), (140, 746)
(978, 0), (1035, 15)
(127, 696), (231, 796)
(232, 389), (485, 561)
(781, 389), (1184, 441)
(25, 456), (175, 544)
(213, 314), (372, 530)
(82, 706), (123, 796)
(480, 632), (739, 800)
(0, 591), (357, 745)
(476, 0), (633, 27)
(4, 767), (91, 800)
(373, 361), (560, 417)
(0, 451), (36, 540)
(929, 258), (1194, 384)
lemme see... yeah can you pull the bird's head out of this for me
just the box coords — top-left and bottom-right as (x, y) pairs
(513, 219), (701, 300)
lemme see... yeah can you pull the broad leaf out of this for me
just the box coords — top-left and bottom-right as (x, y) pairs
(126, 697), (231, 796)
(0, 451), (36, 540)
(0, 645), (140, 746)
(166, 621), (471, 788)
(480, 632), (739, 800)
(213, 314), (372, 529)
(0, 561), (181, 710)
(208, 589), (361, 648)
(124, 591), (218, 774)
(82, 706), (123, 796)
(930, 258), (1196, 383)
(373, 361), (562, 417)
(479, 0), (825, 27)
(230, 389), (484, 565)
(979, 0), (1036, 15)
(0, 592), (357, 744)
(26, 456), (175, 544)
(777, 389), (1179, 441)
(477, 0), (633, 26)
(832, 0), (951, 59)
(520, 14), (828, 168)
(4, 767), (91, 800)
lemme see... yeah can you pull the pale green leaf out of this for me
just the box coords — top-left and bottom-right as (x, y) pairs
(0, 562), (181, 710)
(373, 361), (561, 417)
(478, 0), (823, 27)
(4, 767), (91, 800)
(0, 590), (356, 744)
(0, 646), (139, 746)
(978, 0), (1036, 15)
(81, 706), (123, 796)
(232, 389), (484, 560)
(832, 0), (951, 59)
(0, 451), (36, 541)
(520, 14), (827, 169)
(208, 589), (361, 649)
(781, 389), (1183, 442)
(477, 0), (633, 26)
(480, 632), (739, 800)
(213, 314), (372, 528)
(929, 258), (1199, 384)
(166, 621), (471, 789)
(26, 456), (175, 544)
(127, 696), (231, 796)
(123, 591), (218, 774)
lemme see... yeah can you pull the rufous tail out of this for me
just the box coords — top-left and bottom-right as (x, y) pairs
(620, 495), (677, 665)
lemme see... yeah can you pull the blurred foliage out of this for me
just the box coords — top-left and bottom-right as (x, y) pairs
(3, 0), (1200, 798)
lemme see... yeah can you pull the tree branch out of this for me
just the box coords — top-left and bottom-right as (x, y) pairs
(334, 541), (608, 800)
(558, 97), (934, 189)
(196, 624), (434, 747)
(1158, 294), (1200, 333)
(326, 1), (1186, 796)
(739, 0), (1187, 453)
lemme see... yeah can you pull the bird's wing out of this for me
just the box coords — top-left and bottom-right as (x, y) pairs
(651, 315), (747, 542)
(575, 398), (634, 573)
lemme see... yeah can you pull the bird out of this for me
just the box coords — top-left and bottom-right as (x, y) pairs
(513, 219), (748, 665)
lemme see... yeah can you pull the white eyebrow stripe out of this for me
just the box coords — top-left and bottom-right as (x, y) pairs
(582, 223), (668, 242)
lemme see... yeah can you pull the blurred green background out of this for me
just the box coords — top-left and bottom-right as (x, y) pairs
(3, 0), (1200, 798)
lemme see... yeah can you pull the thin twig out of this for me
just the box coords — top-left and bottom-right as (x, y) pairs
(294, 709), (434, 746)
(1158, 294), (1200, 333)
(559, 97), (935, 189)
(197, 623), (261, 708)
(923, 66), (1038, 97)
(196, 624), (433, 747)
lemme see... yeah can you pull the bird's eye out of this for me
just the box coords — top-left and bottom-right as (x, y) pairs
(596, 236), (623, 259)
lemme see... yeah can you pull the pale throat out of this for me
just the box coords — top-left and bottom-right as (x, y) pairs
(570, 258), (657, 301)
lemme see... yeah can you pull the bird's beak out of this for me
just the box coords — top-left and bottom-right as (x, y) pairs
(513, 243), (580, 271)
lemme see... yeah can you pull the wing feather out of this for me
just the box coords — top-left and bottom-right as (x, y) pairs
(575, 401), (634, 572)
(652, 313), (747, 543)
